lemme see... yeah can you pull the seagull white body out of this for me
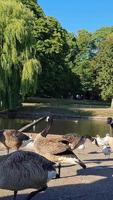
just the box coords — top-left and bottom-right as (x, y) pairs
(96, 134), (112, 158)
(96, 134), (110, 146)
(102, 145), (112, 158)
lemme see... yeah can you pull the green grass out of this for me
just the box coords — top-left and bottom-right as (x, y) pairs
(21, 97), (113, 118)
(26, 97), (110, 107)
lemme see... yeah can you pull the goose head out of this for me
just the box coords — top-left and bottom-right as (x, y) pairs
(41, 115), (53, 137)
(107, 117), (113, 125)
(45, 115), (53, 123)
(85, 135), (99, 147)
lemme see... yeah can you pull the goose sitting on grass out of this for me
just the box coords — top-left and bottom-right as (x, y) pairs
(0, 150), (57, 200)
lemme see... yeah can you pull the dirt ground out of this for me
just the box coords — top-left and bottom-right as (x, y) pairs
(0, 140), (113, 200)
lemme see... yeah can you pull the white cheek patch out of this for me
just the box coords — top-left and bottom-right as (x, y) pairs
(22, 141), (34, 149)
(47, 170), (57, 181)
(78, 144), (85, 150)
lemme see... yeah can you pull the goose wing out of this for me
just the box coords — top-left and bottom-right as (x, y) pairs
(39, 139), (71, 155)
(47, 134), (82, 147)
(15, 131), (30, 141)
(62, 134), (83, 149)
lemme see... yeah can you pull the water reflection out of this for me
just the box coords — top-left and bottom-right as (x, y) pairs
(0, 118), (30, 131)
(45, 119), (110, 137)
(0, 118), (110, 137)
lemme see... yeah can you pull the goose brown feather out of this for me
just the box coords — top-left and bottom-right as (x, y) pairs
(0, 129), (29, 154)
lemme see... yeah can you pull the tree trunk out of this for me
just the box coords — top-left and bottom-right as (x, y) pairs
(111, 98), (113, 108)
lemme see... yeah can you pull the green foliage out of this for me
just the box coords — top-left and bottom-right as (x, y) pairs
(18, 0), (44, 18)
(65, 32), (78, 68)
(0, 0), (41, 109)
(33, 16), (80, 98)
(92, 34), (113, 100)
(71, 30), (96, 98)
(1, 0), (113, 109)
(92, 27), (113, 47)
(77, 30), (92, 53)
(34, 16), (69, 57)
(21, 59), (41, 97)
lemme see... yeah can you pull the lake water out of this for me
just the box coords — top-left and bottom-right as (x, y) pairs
(0, 118), (111, 137)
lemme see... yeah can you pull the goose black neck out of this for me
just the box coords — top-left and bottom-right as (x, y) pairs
(41, 117), (53, 137)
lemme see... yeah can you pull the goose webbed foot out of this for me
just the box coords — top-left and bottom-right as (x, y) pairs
(25, 186), (48, 200)
(55, 173), (60, 179)
(13, 191), (17, 200)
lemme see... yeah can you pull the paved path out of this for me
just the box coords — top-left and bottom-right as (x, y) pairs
(0, 141), (113, 200)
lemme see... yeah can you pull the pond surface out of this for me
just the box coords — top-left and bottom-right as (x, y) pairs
(0, 118), (111, 137)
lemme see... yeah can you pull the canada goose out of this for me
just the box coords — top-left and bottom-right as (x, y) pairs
(107, 117), (113, 136)
(0, 129), (30, 154)
(24, 116), (98, 177)
(33, 116), (86, 178)
(107, 117), (113, 127)
(61, 134), (98, 150)
(25, 117), (98, 151)
(0, 150), (56, 200)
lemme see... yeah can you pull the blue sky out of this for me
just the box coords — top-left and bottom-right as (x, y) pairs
(38, 0), (113, 34)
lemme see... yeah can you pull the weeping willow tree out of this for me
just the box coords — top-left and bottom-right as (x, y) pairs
(0, 0), (41, 109)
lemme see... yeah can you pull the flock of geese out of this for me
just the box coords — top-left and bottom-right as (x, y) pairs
(0, 116), (112, 200)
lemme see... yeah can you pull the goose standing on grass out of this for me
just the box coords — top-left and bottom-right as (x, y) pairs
(33, 116), (86, 178)
(0, 129), (30, 154)
(0, 150), (56, 200)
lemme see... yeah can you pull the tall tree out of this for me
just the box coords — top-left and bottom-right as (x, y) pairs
(92, 27), (113, 48)
(0, 0), (41, 109)
(92, 33), (113, 105)
(72, 30), (96, 99)
(33, 16), (80, 98)
(18, 0), (44, 18)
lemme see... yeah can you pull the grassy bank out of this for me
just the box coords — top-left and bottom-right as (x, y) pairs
(21, 97), (113, 119)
